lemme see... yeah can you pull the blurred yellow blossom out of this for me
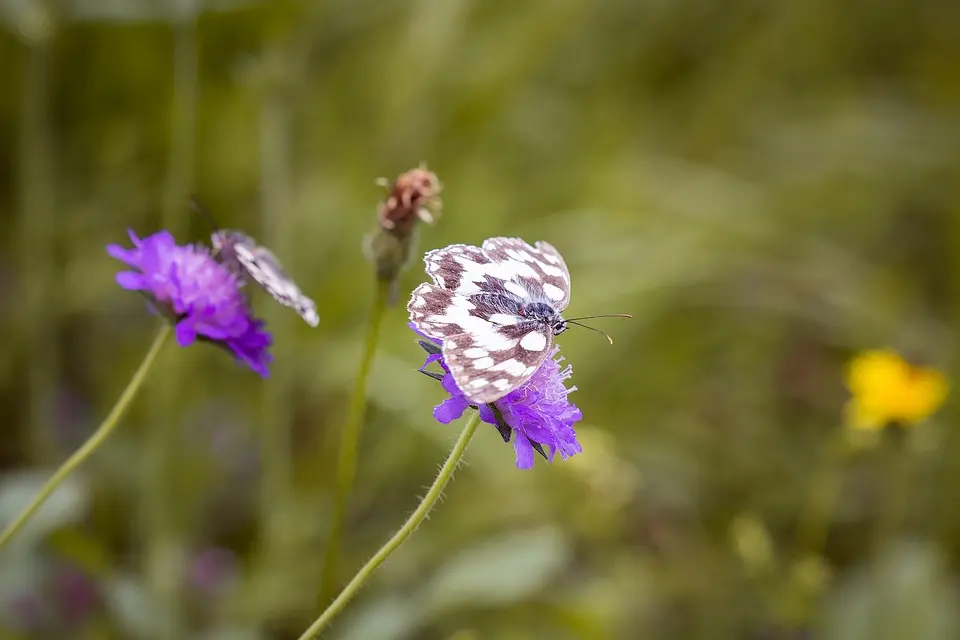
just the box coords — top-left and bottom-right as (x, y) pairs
(844, 349), (948, 430)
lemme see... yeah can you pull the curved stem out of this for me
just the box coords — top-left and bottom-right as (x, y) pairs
(0, 325), (171, 551)
(319, 280), (391, 602)
(301, 412), (482, 640)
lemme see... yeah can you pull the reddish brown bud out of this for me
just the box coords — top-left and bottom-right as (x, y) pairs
(376, 165), (442, 236)
(364, 165), (443, 301)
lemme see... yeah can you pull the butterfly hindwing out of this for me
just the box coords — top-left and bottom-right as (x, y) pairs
(443, 325), (553, 404)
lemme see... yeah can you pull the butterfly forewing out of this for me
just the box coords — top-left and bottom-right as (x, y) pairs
(408, 237), (572, 404)
(481, 237), (571, 309)
(212, 230), (319, 327)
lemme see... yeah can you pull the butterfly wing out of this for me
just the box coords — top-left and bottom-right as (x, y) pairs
(442, 321), (554, 404)
(481, 237), (571, 311)
(216, 230), (319, 327)
(408, 238), (567, 404)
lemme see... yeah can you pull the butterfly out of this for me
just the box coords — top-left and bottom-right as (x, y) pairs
(407, 237), (628, 404)
(210, 229), (319, 327)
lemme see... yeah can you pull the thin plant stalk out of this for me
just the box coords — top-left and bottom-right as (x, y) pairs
(873, 429), (920, 551)
(319, 280), (391, 602)
(258, 71), (295, 551)
(301, 412), (482, 640)
(143, 14), (197, 632)
(18, 19), (59, 465)
(0, 325), (171, 551)
(793, 430), (850, 558)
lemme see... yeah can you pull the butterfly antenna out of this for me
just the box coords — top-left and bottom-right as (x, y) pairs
(565, 321), (615, 344)
(563, 313), (633, 322)
(188, 195), (221, 232)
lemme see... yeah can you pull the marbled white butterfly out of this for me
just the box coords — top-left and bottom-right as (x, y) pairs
(191, 198), (319, 327)
(407, 237), (628, 404)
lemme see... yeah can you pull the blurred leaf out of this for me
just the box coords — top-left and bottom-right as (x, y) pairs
(102, 573), (176, 639)
(822, 540), (960, 640)
(0, 470), (89, 550)
(422, 526), (571, 614)
(335, 595), (424, 640)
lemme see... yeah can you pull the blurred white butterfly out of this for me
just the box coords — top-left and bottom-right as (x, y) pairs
(191, 197), (319, 327)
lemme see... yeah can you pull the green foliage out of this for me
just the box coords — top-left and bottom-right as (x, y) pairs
(0, 0), (959, 637)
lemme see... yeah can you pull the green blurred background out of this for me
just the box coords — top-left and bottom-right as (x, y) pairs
(1, 0), (959, 638)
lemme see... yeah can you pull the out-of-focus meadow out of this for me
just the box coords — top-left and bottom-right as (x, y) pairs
(1, 0), (959, 638)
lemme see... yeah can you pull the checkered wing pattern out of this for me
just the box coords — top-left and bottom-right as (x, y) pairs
(408, 237), (571, 404)
(213, 230), (319, 327)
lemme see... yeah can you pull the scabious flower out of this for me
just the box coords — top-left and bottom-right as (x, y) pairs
(844, 348), (948, 430)
(108, 229), (272, 376)
(411, 324), (583, 469)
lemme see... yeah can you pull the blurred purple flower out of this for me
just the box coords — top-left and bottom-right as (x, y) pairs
(55, 566), (98, 624)
(188, 547), (238, 597)
(411, 323), (583, 469)
(107, 229), (272, 376)
(6, 592), (46, 632)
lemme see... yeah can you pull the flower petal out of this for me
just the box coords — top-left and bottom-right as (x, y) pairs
(175, 321), (198, 346)
(115, 272), (146, 290)
(512, 433), (536, 470)
(434, 395), (470, 423)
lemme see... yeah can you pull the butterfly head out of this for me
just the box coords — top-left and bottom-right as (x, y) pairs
(521, 302), (568, 336)
(211, 230), (254, 253)
(210, 230), (227, 252)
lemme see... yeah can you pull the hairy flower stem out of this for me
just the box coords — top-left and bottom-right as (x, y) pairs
(301, 412), (481, 640)
(0, 325), (170, 551)
(319, 280), (391, 603)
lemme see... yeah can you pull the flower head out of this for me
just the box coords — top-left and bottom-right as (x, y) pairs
(108, 229), (272, 376)
(364, 166), (442, 296)
(411, 324), (583, 469)
(844, 349), (948, 430)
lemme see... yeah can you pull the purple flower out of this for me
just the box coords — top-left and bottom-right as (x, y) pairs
(411, 323), (583, 469)
(188, 547), (238, 597)
(55, 566), (99, 624)
(108, 229), (272, 376)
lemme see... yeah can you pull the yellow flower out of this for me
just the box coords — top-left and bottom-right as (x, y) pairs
(844, 349), (949, 430)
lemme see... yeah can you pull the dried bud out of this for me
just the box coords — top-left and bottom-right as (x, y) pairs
(377, 165), (442, 236)
(364, 165), (442, 301)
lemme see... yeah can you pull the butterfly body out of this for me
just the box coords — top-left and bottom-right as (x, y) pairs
(408, 237), (572, 404)
(211, 230), (319, 327)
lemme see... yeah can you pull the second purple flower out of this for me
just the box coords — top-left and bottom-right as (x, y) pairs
(108, 229), (273, 376)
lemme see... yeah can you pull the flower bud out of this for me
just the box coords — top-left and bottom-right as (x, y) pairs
(363, 165), (442, 298)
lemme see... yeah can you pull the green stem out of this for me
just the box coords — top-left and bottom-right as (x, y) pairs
(142, 17), (197, 635)
(257, 54), (295, 555)
(0, 325), (170, 551)
(301, 412), (482, 640)
(19, 17), (58, 465)
(319, 280), (391, 603)
(793, 431), (849, 558)
(873, 430), (917, 551)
